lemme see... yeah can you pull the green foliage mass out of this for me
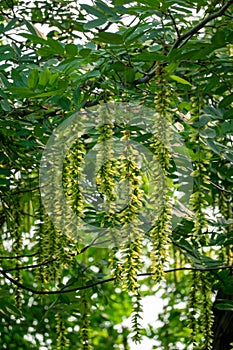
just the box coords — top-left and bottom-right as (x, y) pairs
(0, 0), (233, 349)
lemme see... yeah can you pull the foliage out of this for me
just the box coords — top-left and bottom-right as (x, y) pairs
(0, 0), (233, 349)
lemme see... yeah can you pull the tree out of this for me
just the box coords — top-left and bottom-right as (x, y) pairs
(0, 0), (233, 349)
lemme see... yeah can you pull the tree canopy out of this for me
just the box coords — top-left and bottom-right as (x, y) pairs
(0, 0), (233, 349)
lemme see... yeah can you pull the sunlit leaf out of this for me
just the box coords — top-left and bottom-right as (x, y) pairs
(169, 75), (192, 86)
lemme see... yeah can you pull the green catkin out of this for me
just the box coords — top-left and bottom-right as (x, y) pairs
(189, 96), (211, 246)
(187, 271), (201, 349)
(120, 130), (144, 342)
(131, 290), (143, 344)
(105, 126), (144, 342)
(63, 139), (86, 220)
(95, 114), (122, 248)
(187, 271), (214, 350)
(109, 246), (123, 285)
(119, 130), (144, 289)
(35, 210), (72, 285)
(109, 128), (144, 284)
(122, 234), (143, 293)
(149, 74), (172, 282)
(150, 203), (172, 282)
(186, 96), (215, 348)
(34, 199), (48, 284)
(199, 272), (214, 350)
(55, 313), (70, 350)
(12, 199), (22, 311)
(97, 115), (122, 278)
(218, 192), (233, 265)
(80, 294), (92, 350)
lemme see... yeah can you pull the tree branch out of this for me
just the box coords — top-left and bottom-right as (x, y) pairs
(168, 9), (180, 39)
(133, 1), (233, 86)
(2, 258), (57, 272)
(133, 69), (157, 85)
(0, 265), (232, 295)
(0, 252), (38, 260)
(171, 1), (233, 51)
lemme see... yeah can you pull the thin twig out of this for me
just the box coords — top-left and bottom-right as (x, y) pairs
(0, 252), (39, 260)
(168, 9), (180, 39)
(2, 258), (57, 272)
(208, 180), (232, 194)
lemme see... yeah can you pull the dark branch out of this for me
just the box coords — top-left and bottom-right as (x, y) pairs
(133, 69), (157, 85)
(2, 258), (57, 272)
(0, 265), (232, 295)
(168, 9), (180, 39)
(0, 252), (38, 260)
(171, 1), (233, 51)
(133, 1), (233, 86)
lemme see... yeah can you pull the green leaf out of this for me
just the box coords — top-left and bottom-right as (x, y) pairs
(169, 75), (192, 86)
(84, 17), (107, 30)
(124, 67), (135, 83)
(176, 238), (200, 260)
(79, 48), (92, 57)
(211, 30), (226, 47)
(171, 5), (193, 14)
(219, 94), (233, 108)
(96, 1), (117, 16)
(73, 86), (81, 104)
(202, 106), (223, 120)
(82, 70), (100, 79)
(205, 139), (222, 154)
(0, 63), (11, 71)
(218, 164), (233, 182)
(221, 121), (233, 134)
(34, 124), (44, 137)
(202, 256), (223, 267)
(0, 178), (10, 185)
(5, 301), (22, 317)
(165, 62), (179, 74)
(0, 99), (11, 111)
(33, 89), (65, 98)
(81, 4), (105, 18)
(215, 300), (233, 311)
(137, 0), (160, 8)
(38, 69), (51, 86)
(0, 168), (10, 176)
(132, 53), (166, 61)
(4, 18), (19, 32)
(18, 140), (38, 147)
(65, 44), (78, 57)
(223, 109), (233, 119)
(37, 47), (55, 57)
(133, 133), (152, 142)
(23, 19), (37, 35)
(9, 87), (36, 98)
(195, 115), (211, 127)
(95, 32), (123, 44)
(200, 128), (216, 138)
(58, 96), (71, 110)
(28, 68), (39, 90)
(49, 72), (59, 86)
(205, 139), (233, 161)
(47, 38), (64, 55)
(20, 33), (47, 45)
